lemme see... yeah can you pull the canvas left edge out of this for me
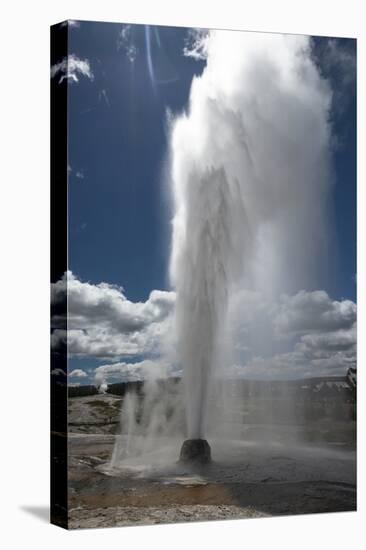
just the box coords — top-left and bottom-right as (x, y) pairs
(50, 21), (69, 530)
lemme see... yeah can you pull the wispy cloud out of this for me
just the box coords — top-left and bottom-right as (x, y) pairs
(60, 20), (80, 28)
(116, 24), (138, 63)
(51, 368), (65, 377)
(69, 368), (87, 378)
(51, 54), (94, 84)
(99, 89), (110, 107)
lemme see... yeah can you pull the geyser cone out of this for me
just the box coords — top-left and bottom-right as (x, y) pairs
(179, 439), (212, 464)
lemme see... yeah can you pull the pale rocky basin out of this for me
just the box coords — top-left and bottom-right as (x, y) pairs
(67, 425), (356, 528)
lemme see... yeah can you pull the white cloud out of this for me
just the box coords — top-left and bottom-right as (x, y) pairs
(117, 24), (137, 63)
(183, 28), (209, 60)
(94, 359), (177, 384)
(51, 368), (65, 377)
(297, 326), (356, 354)
(227, 289), (356, 379)
(51, 273), (356, 380)
(274, 290), (356, 335)
(51, 54), (94, 84)
(51, 271), (175, 360)
(69, 368), (87, 378)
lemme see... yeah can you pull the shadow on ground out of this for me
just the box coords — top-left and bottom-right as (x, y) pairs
(20, 506), (49, 523)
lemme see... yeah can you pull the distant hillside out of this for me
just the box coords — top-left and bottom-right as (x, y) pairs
(67, 370), (356, 401)
(66, 369), (356, 429)
(68, 384), (99, 398)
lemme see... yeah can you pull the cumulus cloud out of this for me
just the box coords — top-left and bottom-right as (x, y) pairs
(94, 359), (178, 384)
(51, 368), (66, 377)
(51, 271), (175, 360)
(228, 289), (356, 379)
(51, 273), (355, 380)
(117, 24), (138, 63)
(69, 368), (87, 378)
(297, 326), (356, 354)
(274, 290), (356, 335)
(51, 54), (94, 84)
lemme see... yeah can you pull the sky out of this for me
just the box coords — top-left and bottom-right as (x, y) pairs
(50, 21), (356, 385)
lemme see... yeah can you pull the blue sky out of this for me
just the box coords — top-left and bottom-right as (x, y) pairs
(51, 22), (356, 384)
(67, 22), (206, 302)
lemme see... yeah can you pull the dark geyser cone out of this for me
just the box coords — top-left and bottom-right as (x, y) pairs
(179, 439), (212, 464)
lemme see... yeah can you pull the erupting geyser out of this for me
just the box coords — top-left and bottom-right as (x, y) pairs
(111, 31), (333, 470)
(169, 30), (332, 462)
(170, 164), (246, 460)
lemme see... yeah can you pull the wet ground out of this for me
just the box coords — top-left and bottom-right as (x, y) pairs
(67, 425), (356, 528)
